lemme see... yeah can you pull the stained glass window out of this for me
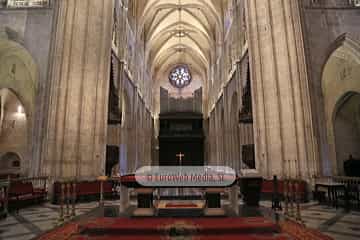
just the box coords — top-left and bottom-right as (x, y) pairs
(169, 65), (192, 89)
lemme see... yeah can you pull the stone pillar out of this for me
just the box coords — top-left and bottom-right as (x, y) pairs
(43, 0), (114, 178)
(230, 184), (239, 215)
(127, 123), (137, 172)
(146, 111), (152, 165)
(216, 107), (222, 166)
(134, 95), (141, 169)
(246, 0), (317, 179)
(224, 99), (232, 169)
(141, 107), (146, 166)
(226, 126), (233, 169)
(119, 184), (129, 213)
(212, 112), (217, 165)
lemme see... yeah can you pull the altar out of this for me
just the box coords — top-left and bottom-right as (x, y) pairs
(119, 177), (229, 216)
(117, 165), (238, 216)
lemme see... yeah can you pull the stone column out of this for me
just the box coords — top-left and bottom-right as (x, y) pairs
(127, 123), (137, 172)
(146, 111), (152, 165)
(224, 98), (232, 168)
(43, 0), (114, 178)
(119, 91), (129, 213)
(230, 184), (239, 215)
(227, 126), (233, 169)
(246, 0), (317, 179)
(212, 112), (216, 165)
(141, 106), (146, 166)
(119, 184), (129, 213)
(215, 107), (222, 166)
(134, 95), (141, 169)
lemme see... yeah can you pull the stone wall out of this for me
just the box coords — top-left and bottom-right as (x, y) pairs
(0, 6), (54, 176)
(207, 53), (254, 173)
(300, 0), (360, 175)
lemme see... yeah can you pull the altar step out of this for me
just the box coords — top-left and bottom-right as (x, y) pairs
(158, 195), (203, 200)
(38, 216), (333, 240)
(77, 217), (281, 237)
(155, 200), (205, 217)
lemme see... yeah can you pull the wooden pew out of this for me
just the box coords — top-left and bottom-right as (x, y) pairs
(52, 180), (117, 204)
(261, 179), (307, 202)
(0, 180), (9, 218)
(8, 177), (48, 212)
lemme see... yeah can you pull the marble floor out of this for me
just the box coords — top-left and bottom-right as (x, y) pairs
(0, 200), (120, 240)
(259, 201), (360, 240)
(0, 200), (359, 240)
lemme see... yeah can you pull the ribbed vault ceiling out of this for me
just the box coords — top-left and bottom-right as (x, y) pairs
(139, 0), (223, 84)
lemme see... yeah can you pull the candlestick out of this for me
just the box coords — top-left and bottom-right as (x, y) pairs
(71, 181), (76, 217)
(288, 160), (294, 218)
(284, 161), (289, 217)
(295, 179), (303, 224)
(58, 182), (65, 224)
(66, 182), (71, 218)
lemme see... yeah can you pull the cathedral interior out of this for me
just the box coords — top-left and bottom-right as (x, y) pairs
(0, 0), (360, 239)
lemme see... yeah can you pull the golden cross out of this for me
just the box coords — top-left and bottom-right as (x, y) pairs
(176, 152), (185, 165)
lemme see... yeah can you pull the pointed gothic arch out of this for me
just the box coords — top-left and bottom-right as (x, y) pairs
(0, 38), (38, 176)
(321, 35), (360, 175)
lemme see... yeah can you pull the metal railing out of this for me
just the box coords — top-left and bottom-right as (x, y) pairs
(332, 176), (360, 185)
(314, 176), (360, 210)
(56, 180), (76, 224)
(282, 177), (304, 224)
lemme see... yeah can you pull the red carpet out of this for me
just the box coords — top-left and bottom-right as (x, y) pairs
(37, 222), (79, 240)
(37, 217), (333, 240)
(69, 235), (292, 240)
(280, 220), (333, 240)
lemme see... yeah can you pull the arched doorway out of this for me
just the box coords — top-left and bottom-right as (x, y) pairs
(333, 92), (360, 175)
(0, 38), (37, 176)
(322, 35), (360, 175)
(0, 89), (27, 176)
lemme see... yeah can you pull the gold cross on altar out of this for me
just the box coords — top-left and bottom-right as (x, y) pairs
(176, 152), (185, 165)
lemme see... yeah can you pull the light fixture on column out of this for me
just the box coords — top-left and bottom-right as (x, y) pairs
(17, 105), (24, 114)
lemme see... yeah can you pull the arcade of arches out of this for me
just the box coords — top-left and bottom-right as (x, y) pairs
(0, 0), (359, 192)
